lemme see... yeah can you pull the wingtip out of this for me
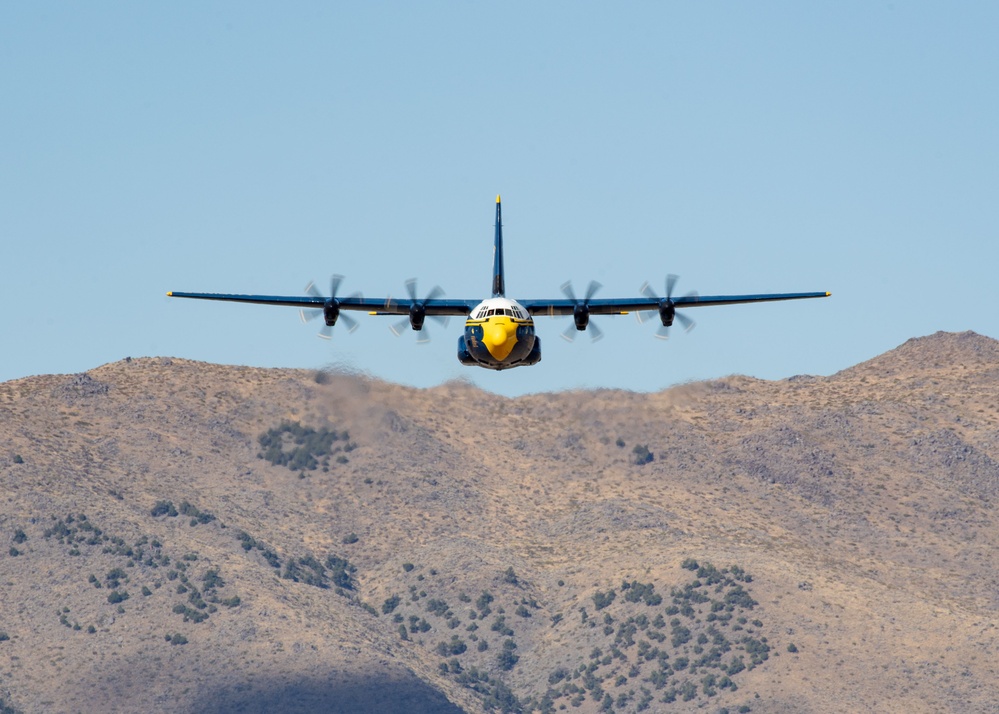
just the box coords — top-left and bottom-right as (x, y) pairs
(826, 291), (832, 297)
(167, 291), (173, 297)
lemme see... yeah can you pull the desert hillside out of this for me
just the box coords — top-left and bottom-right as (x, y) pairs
(1, 331), (997, 713)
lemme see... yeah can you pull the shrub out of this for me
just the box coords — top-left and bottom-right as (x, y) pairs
(632, 444), (654, 465)
(426, 599), (450, 617)
(382, 595), (401, 614)
(107, 590), (129, 604)
(325, 555), (356, 590)
(475, 591), (494, 612)
(12, 529), (27, 544)
(342, 533), (359, 544)
(202, 568), (225, 590)
(490, 615), (513, 637)
(257, 421), (351, 472)
(436, 636), (467, 656)
(179, 501), (215, 525)
(593, 590), (616, 610)
(497, 640), (519, 670)
(151, 501), (178, 517)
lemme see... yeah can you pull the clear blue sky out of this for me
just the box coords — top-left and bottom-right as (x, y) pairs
(3, 3), (996, 396)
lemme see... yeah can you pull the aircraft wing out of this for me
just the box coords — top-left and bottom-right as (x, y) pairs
(167, 291), (475, 316)
(521, 291), (831, 317)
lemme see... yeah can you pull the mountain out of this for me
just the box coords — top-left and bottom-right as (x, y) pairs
(1, 331), (997, 713)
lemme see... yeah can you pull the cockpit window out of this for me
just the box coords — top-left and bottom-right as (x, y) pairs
(475, 305), (528, 320)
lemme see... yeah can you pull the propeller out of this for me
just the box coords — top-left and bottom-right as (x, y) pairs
(388, 278), (449, 344)
(637, 274), (697, 340)
(560, 280), (604, 343)
(299, 275), (361, 340)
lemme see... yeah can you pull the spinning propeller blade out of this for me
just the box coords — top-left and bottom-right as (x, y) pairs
(637, 274), (697, 340)
(560, 280), (603, 343)
(300, 275), (361, 339)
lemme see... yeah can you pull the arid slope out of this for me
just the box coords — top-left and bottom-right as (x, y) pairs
(0, 331), (997, 713)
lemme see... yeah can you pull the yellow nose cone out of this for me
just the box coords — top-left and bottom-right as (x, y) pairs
(482, 320), (518, 361)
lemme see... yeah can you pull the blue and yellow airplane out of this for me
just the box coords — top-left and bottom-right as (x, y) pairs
(169, 197), (829, 371)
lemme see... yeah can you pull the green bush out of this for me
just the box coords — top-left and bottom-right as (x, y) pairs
(632, 444), (654, 465)
(151, 501), (178, 517)
(593, 590), (616, 610)
(107, 590), (129, 604)
(257, 422), (351, 472)
(497, 639), (519, 670)
(202, 568), (224, 590)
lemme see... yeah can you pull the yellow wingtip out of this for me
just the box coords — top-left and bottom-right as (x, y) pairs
(167, 291), (173, 297)
(496, 194), (501, 203)
(826, 291), (832, 297)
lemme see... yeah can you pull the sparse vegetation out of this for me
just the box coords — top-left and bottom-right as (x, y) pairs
(593, 589), (617, 610)
(257, 421), (354, 472)
(10, 334), (997, 712)
(632, 444), (654, 465)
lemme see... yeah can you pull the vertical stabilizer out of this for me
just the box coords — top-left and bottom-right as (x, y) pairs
(492, 195), (505, 297)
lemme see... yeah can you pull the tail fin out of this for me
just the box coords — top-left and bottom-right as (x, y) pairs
(492, 195), (505, 297)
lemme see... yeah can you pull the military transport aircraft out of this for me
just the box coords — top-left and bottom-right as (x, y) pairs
(169, 197), (830, 371)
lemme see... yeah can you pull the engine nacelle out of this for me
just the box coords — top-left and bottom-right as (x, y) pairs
(456, 336), (477, 365)
(522, 336), (542, 365)
(409, 303), (427, 331)
(572, 303), (590, 331)
(658, 300), (675, 327)
(323, 299), (341, 326)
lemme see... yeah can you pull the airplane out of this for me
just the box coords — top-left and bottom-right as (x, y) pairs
(168, 196), (830, 371)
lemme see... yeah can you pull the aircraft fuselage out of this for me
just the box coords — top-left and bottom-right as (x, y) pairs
(457, 297), (541, 370)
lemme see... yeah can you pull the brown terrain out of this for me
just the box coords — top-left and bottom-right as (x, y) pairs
(0, 330), (997, 713)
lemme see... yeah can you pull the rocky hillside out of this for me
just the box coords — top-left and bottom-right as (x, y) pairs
(1, 331), (997, 713)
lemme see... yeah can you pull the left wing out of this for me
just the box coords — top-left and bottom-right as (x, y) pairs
(166, 292), (476, 316)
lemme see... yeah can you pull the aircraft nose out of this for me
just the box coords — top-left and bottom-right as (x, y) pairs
(485, 324), (510, 349)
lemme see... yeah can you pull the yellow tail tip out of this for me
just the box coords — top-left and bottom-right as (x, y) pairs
(496, 194), (501, 203)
